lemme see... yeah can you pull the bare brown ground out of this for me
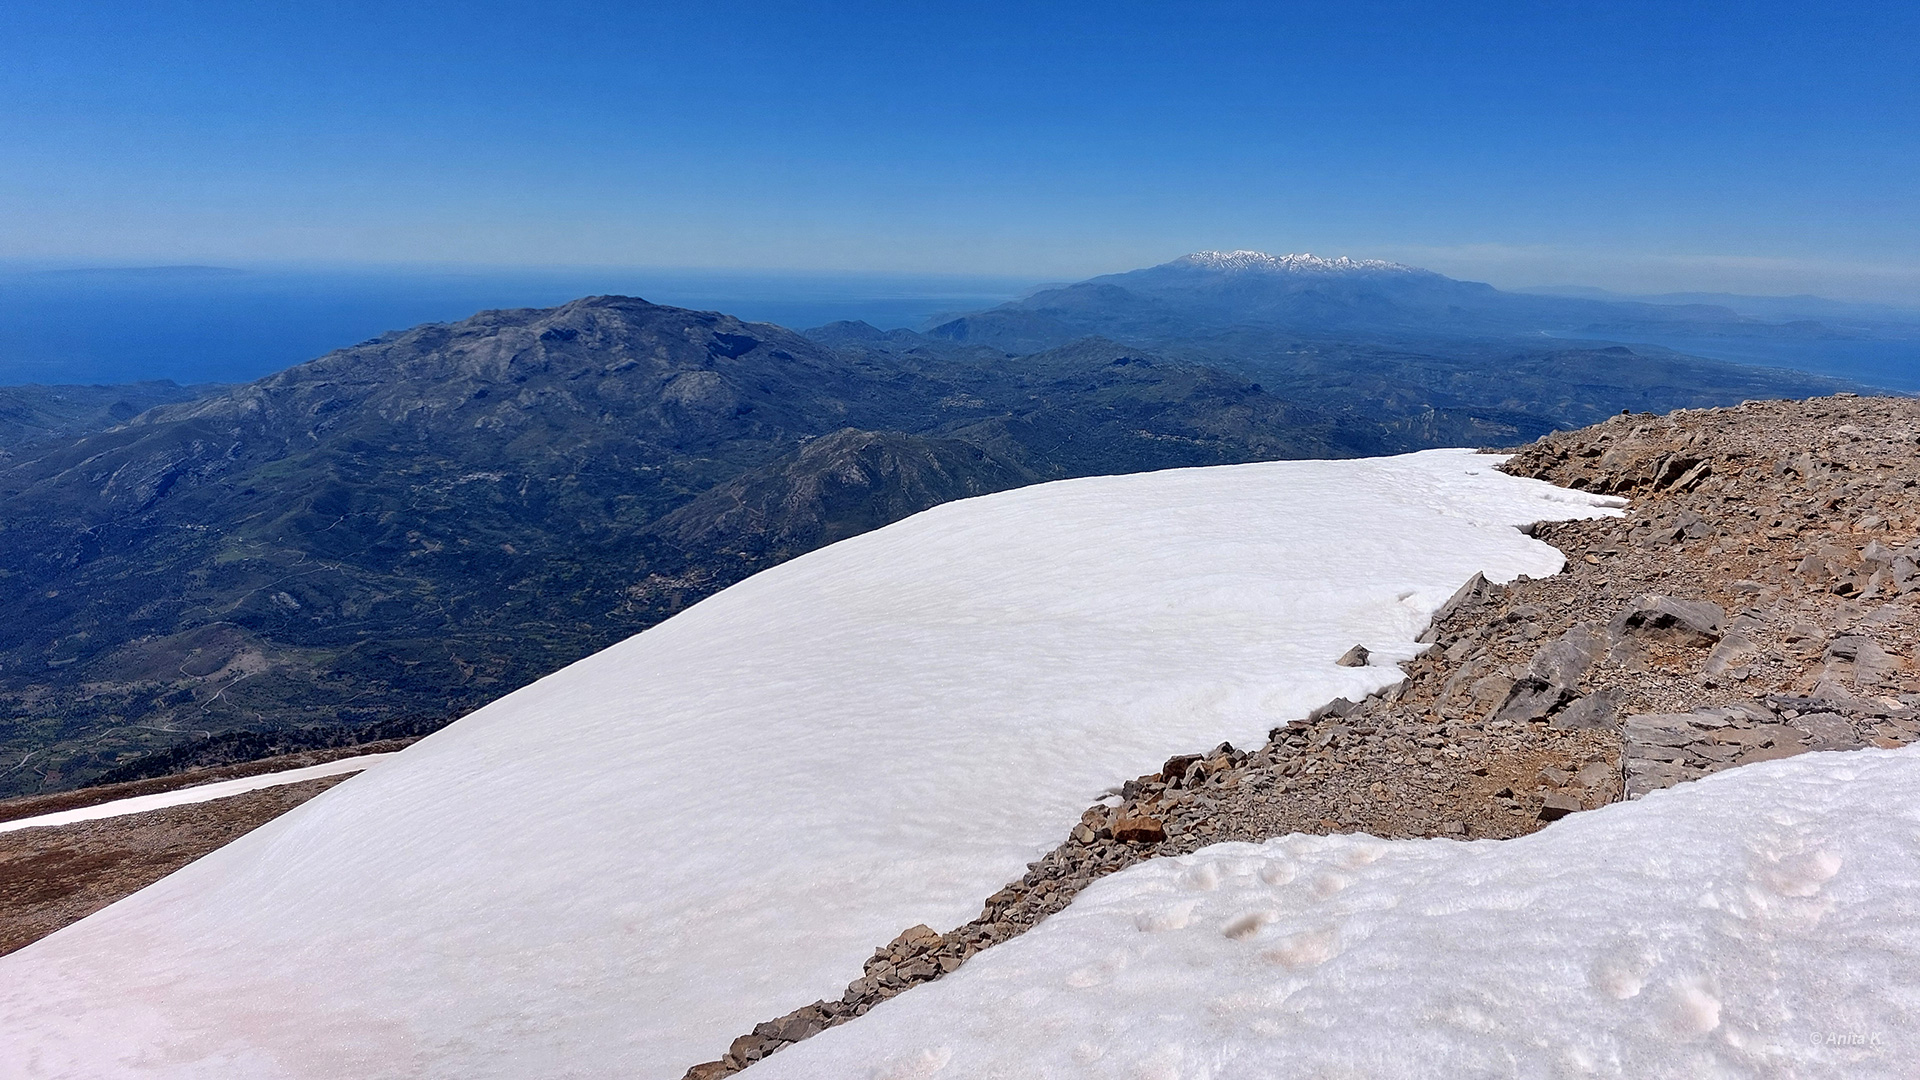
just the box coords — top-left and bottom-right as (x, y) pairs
(0, 775), (351, 957)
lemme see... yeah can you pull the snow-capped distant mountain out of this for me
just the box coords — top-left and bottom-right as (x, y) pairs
(924, 249), (1827, 355)
(1166, 250), (1421, 275)
(0, 450), (1618, 1079)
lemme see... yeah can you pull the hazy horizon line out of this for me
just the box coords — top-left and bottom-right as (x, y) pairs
(5, 253), (1919, 311)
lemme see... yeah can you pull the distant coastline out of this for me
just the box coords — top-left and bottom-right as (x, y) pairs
(0, 265), (1036, 386)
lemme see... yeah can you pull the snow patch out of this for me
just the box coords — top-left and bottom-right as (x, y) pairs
(751, 748), (1920, 1079)
(1169, 250), (1419, 274)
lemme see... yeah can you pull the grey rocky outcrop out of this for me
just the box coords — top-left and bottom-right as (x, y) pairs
(1528, 622), (1606, 687)
(1610, 595), (1725, 647)
(1553, 689), (1619, 730)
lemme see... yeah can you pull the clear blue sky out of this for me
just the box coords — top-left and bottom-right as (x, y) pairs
(4, 1), (1917, 300)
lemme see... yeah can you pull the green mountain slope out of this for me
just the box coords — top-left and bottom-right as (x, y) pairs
(0, 381), (221, 450)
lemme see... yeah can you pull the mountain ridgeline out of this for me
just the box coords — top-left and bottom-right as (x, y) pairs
(927, 251), (1879, 352)
(0, 260), (1873, 795)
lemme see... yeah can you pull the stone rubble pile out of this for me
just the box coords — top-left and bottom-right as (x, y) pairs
(685, 395), (1920, 1078)
(1508, 396), (1920, 796)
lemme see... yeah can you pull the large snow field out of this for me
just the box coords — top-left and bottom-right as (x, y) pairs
(749, 745), (1920, 1080)
(0, 449), (1619, 1079)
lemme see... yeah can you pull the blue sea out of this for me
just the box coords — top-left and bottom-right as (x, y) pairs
(0, 264), (1036, 387)
(1544, 330), (1920, 393)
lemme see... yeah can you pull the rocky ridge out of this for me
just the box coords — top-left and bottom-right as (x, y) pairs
(684, 394), (1920, 1078)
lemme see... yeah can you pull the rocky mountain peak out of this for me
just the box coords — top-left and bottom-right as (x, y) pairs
(120, 294), (833, 435)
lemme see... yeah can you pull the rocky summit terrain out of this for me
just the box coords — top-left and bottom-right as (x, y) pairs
(687, 394), (1920, 1077)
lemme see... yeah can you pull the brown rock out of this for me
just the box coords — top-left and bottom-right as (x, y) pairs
(1703, 633), (1759, 676)
(1735, 743), (1809, 766)
(727, 1033), (764, 1064)
(1308, 697), (1360, 721)
(1538, 792), (1582, 821)
(1112, 814), (1167, 843)
(1573, 761), (1614, 789)
(889, 924), (941, 952)
(1468, 675), (1516, 716)
(1159, 754), (1201, 781)
(1434, 572), (1501, 622)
